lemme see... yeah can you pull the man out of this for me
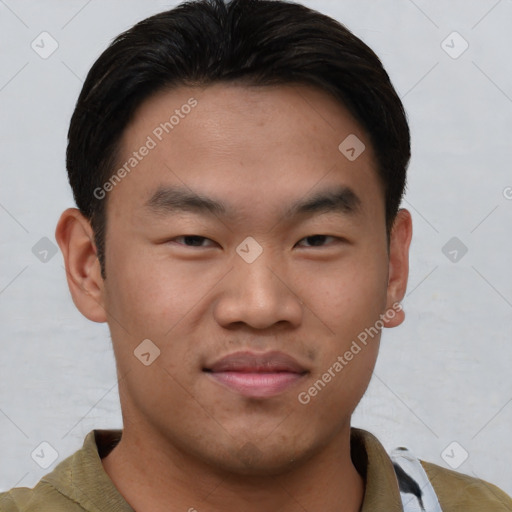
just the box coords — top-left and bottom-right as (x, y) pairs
(1, 0), (511, 510)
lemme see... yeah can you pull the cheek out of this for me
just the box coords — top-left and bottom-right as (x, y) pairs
(104, 250), (210, 419)
(299, 251), (389, 335)
(306, 249), (387, 406)
(105, 243), (216, 337)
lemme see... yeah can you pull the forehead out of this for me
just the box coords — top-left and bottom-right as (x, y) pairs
(107, 82), (383, 228)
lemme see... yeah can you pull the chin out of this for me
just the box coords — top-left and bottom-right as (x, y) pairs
(218, 450), (305, 477)
(202, 436), (319, 477)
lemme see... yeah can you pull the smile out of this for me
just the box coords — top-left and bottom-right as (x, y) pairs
(203, 350), (309, 398)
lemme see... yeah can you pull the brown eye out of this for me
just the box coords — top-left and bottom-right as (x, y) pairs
(297, 235), (338, 248)
(171, 236), (216, 247)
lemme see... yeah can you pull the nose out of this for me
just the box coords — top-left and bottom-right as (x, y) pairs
(213, 251), (304, 330)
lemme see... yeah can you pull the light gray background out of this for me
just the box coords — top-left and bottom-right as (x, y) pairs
(1, 0), (511, 497)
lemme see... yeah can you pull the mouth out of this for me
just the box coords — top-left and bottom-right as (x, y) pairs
(203, 350), (309, 399)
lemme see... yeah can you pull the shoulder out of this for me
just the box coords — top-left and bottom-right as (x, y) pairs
(0, 489), (21, 512)
(421, 460), (512, 511)
(0, 481), (84, 512)
(0, 429), (113, 512)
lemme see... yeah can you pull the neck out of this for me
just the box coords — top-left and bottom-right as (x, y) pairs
(101, 424), (364, 512)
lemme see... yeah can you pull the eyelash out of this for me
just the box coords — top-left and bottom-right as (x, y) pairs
(169, 234), (341, 248)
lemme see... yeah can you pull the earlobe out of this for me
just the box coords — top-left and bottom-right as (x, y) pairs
(55, 208), (107, 323)
(383, 208), (413, 328)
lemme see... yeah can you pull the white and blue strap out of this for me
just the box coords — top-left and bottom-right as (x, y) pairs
(390, 447), (443, 512)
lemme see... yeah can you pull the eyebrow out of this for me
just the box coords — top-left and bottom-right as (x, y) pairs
(143, 184), (362, 222)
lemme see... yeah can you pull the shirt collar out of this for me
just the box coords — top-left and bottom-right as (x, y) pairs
(350, 428), (403, 511)
(41, 427), (402, 511)
(42, 429), (132, 512)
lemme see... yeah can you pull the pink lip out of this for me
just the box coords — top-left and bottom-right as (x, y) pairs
(204, 351), (308, 398)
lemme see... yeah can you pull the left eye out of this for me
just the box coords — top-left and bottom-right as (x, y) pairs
(296, 235), (338, 247)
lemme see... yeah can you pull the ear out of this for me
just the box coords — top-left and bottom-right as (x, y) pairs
(55, 208), (107, 323)
(383, 208), (412, 328)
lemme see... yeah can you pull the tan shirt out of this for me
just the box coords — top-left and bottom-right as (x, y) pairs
(1, 428), (511, 511)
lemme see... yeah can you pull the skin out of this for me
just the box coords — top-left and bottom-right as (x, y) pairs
(55, 83), (412, 512)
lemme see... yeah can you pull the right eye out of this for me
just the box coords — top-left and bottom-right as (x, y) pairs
(168, 235), (218, 248)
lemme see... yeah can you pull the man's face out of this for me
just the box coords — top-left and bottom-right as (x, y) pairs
(91, 83), (406, 474)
